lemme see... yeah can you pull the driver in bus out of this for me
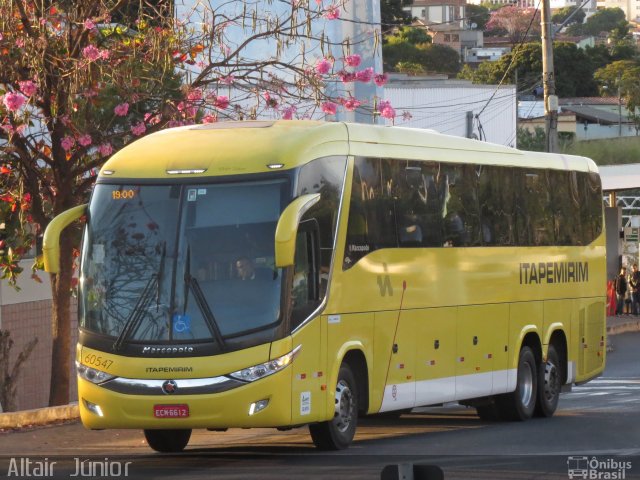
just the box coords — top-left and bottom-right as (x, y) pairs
(235, 256), (274, 281)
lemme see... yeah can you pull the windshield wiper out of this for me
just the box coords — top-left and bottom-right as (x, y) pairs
(113, 243), (167, 351)
(183, 245), (226, 350)
(113, 275), (157, 351)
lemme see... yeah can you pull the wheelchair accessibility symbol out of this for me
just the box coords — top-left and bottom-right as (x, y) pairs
(172, 314), (191, 334)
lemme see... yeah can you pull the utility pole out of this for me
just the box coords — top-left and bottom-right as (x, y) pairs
(541, 0), (558, 152)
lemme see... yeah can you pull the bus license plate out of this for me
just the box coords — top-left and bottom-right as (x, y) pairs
(153, 404), (189, 418)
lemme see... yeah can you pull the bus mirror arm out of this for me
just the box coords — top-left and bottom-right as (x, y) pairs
(43, 204), (88, 273)
(274, 194), (321, 268)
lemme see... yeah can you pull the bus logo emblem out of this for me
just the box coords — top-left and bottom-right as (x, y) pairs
(377, 263), (393, 297)
(162, 380), (178, 395)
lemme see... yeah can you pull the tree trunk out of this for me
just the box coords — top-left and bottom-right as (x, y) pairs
(48, 230), (75, 406)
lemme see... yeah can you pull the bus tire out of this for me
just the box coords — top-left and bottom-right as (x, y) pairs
(144, 429), (191, 453)
(497, 346), (537, 421)
(535, 344), (561, 417)
(309, 364), (358, 450)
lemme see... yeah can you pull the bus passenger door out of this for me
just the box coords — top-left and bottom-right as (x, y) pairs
(376, 310), (416, 412)
(289, 224), (326, 424)
(414, 307), (457, 406)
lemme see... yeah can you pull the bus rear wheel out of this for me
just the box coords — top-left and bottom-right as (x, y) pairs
(535, 344), (561, 417)
(144, 429), (191, 453)
(309, 364), (358, 450)
(496, 346), (537, 421)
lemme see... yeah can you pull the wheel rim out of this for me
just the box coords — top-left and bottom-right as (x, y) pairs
(519, 361), (534, 407)
(334, 379), (355, 433)
(543, 360), (560, 402)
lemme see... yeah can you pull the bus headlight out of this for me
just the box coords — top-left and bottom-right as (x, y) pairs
(76, 361), (116, 384)
(228, 345), (301, 383)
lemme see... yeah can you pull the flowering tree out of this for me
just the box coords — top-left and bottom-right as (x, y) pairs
(0, 0), (394, 407)
(485, 5), (541, 46)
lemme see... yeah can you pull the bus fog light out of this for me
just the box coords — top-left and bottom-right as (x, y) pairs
(249, 399), (269, 416)
(83, 399), (104, 417)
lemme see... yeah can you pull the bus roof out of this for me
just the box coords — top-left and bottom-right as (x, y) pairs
(98, 121), (598, 180)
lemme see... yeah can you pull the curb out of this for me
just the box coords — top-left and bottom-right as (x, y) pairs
(607, 319), (640, 336)
(0, 404), (79, 430)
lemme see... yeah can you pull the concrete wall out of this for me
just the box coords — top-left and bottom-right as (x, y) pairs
(0, 260), (78, 411)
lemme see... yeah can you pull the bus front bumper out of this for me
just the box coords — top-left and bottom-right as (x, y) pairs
(77, 370), (293, 430)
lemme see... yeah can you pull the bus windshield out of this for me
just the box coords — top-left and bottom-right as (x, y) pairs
(79, 179), (289, 347)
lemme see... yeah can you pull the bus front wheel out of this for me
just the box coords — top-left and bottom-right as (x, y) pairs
(309, 364), (358, 450)
(497, 346), (537, 421)
(535, 344), (561, 417)
(144, 429), (191, 453)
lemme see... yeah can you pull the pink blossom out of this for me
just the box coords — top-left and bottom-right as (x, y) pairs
(187, 89), (203, 102)
(219, 75), (235, 85)
(355, 67), (374, 83)
(18, 80), (37, 97)
(281, 106), (296, 120)
(315, 58), (332, 75)
(202, 114), (218, 124)
(15, 38), (25, 48)
(342, 98), (361, 112)
(114, 102), (129, 117)
(82, 44), (101, 61)
(2, 92), (26, 112)
(374, 73), (388, 87)
(98, 143), (113, 157)
(78, 134), (92, 147)
(378, 100), (396, 119)
(263, 92), (278, 108)
(338, 71), (356, 83)
(61, 136), (75, 152)
(99, 49), (110, 60)
(131, 121), (146, 136)
(144, 113), (160, 126)
(344, 54), (361, 68)
(321, 101), (338, 115)
(324, 4), (340, 20)
(213, 95), (229, 110)
(84, 19), (96, 30)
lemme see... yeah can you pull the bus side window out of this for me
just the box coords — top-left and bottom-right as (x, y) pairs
(290, 220), (320, 330)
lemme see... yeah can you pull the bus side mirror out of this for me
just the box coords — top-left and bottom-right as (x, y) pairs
(43, 204), (88, 273)
(274, 194), (320, 268)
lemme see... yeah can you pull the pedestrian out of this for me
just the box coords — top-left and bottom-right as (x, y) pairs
(615, 267), (628, 316)
(630, 264), (640, 315)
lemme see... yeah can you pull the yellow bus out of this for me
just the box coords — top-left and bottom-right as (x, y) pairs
(44, 121), (606, 452)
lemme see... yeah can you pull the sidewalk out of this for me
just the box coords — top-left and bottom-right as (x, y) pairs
(1, 316), (638, 431)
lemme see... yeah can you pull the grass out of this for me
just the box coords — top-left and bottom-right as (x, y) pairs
(562, 136), (640, 166)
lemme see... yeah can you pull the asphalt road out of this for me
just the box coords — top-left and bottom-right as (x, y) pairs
(1, 332), (639, 479)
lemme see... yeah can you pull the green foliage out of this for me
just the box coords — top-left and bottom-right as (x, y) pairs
(587, 7), (627, 35)
(383, 29), (460, 74)
(381, 0), (414, 32)
(385, 26), (432, 45)
(396, 62), (426, 75)
(517, 127), (546, 152)
(562, 137), (640, 165)
(466, 4), (490, 31)
(551, 6), (585, 26)
(458, 42), (598, 97)
(594, 60), (640, 114)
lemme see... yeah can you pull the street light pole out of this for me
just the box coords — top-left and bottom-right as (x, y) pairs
(541, 0), (558, 152)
